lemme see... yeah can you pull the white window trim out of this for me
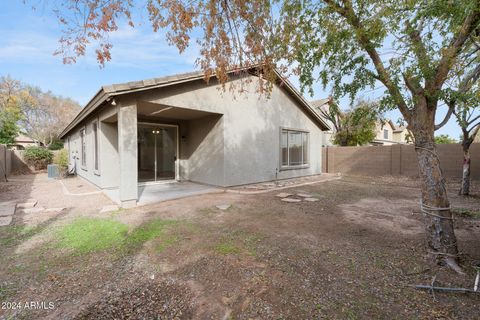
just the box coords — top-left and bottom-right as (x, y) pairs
(279, 127), (310, 171)
(92, 120), (100, 176)
(80, 126), (87, 171)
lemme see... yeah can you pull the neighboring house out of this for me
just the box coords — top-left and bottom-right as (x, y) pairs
(311, 97), (335, 146)
(59, 67), (330, 207)
(8, 133), (42, 150)
(372, 120), (412, 145)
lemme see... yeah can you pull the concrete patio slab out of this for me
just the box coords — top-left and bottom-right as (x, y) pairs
(103, 181), (222, 206)
(0, 216), (13, 226)
(0, 205), (16, 217)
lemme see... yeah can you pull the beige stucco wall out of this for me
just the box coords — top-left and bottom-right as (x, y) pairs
(138, 75), (324, 187)
(64, 73), (325, 190)
(66, 103), (119, 189)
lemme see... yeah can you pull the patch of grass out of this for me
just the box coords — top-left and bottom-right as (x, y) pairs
(157, 235), (180, 252)
(454, 208), (480, 219)
(0, 282), (17, 300)
(55, 217), (184, 255)
(110, 208), (125, 217)
(240, 233), (263, 256)
(127, 219), (178, 246)
(56, 217), (128, 254)
(215, 241), (241, 255)
(0, 225), (43, 246)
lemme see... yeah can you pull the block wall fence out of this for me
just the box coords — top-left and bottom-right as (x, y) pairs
(321, 143), (480, 180)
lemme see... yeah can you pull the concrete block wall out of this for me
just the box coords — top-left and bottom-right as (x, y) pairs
(323, 143), (480, 180)
(0, 144), (11, 179)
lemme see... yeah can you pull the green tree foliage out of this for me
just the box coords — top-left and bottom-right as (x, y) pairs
(435, 134), (457, 144)
(53, 149), (69, 171)
(0, 77), (24, 144)
(0, 111), (19, 144)
(321, 100), (380, 146)
(48, 139), (64, 150)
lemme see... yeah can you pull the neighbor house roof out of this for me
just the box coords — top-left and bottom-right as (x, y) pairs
(59, 67), (330, 138)
(14, 134), (36, 143)
(310, 98), (331, 110)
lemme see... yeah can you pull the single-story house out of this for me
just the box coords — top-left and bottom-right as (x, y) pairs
(9, 133), (42, 150)
(59, 67), (330, 207)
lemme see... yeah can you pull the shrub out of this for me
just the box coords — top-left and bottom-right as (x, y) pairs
(23, 146), (53, 170)
(54, 149), (69, 171)
(48, 140), (64, 150)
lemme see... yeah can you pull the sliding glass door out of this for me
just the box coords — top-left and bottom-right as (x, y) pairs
(137, 124), (177, 183)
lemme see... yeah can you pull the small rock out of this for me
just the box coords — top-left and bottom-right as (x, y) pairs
(21, 207), (45, 214)
(297, 193), (313, 198)
(304, 197), (319, 202)
(281, 198), (302, 203)
(150, 274), (155, 280)
(276, 192), (292, 198)
(100, 205), (120, 213)
(216, 204), (231, 210)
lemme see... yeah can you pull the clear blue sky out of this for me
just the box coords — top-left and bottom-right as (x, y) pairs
(0, 1), (461, 139)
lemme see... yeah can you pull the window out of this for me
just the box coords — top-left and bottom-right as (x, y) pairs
(383, 129), (389, 139)
(80, 128), (86, 168)
(281, 128), (309, 168)
(93, 122), (99, 173)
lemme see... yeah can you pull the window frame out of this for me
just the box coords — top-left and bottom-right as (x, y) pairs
(92, 120), (100, 175)
(279, 127), (310, 171)
(80, 126), (87, 170)
(383, 129), (389, 139)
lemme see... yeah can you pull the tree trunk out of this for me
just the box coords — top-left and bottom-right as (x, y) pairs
(460, 146), (471, 196)
(413, 129), (460, 271)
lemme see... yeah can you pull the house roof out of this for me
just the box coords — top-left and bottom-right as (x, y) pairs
(393, 125), (407, 133)
(59, 67), (330, 138)
(310, 98), (331, 110)
(14, 134), (36, 143)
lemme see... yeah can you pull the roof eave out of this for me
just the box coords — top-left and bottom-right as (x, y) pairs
(59, 88), (110, 139)
(60, 67), (331, 138)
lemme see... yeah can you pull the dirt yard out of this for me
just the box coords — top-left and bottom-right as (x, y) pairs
(0, 175), (479, 319)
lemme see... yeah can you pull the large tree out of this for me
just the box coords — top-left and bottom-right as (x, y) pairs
(20, 86), (80, 147)
(39, 0), (480, 271)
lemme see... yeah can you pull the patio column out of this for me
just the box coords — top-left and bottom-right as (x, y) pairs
(118, 101), (138, 207)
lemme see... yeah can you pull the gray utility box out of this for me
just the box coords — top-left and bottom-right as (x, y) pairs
(47, 164), (60, 179)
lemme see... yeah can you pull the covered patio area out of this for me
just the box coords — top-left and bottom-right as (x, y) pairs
(103, 181), (222, 206)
